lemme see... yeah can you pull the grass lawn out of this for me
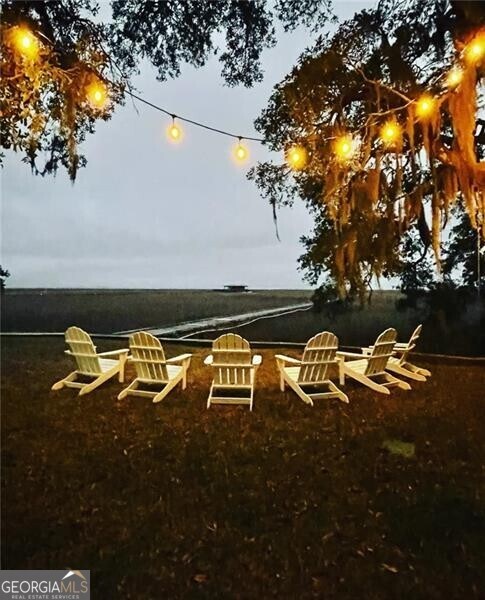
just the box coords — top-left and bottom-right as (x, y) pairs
(2, 337), (485, 598)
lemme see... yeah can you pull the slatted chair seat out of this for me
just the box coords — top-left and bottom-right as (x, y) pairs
(136, 364), (183, 385)
(276, 332), (348, 405)
(51, 327), (129, 396)
(99, 358), (119, 372)
(118, 332), (191, 404)
(343, 359), (371, 374)
(204, 333), (262, 410)
(283, 366), (301, 381)
(337, 328), (411, 395)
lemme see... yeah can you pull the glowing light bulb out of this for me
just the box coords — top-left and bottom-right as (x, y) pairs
(379, 120), (401, 146)
(465, 34), (485, 64)
(167, 118), (182, 142)
(416, 95), (435, 120)
(86, 80), (108, 109)
(286, 145), (307, 170)
(169, 125), (180, 139)
(334, 135), (354, 161)
(233, 139), (248, 162)
(446, 66), (464, 88)
(12, 27), (38, 59)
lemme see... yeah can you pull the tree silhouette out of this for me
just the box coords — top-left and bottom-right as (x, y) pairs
(0, 266), (11, 292)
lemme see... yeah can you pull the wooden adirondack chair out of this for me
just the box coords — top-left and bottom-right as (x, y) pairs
(276, 331), (349, 405)
(118, 331), (192, 403)
(337, 328), (411, 395)
(203, 333), (262, 410)
(362, 324), (431, 382)
(390, 324), (431, 381)
(51, 326), (129, 396)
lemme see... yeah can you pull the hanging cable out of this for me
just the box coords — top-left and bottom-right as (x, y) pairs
(125, 90), (265, 143)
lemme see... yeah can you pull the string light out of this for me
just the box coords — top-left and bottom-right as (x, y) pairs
(86, 79), (108, 109)
(379, 120), (402, 146)
(465, 33), (485, 64)
(12, 26), (38, 59)
(334, 135), (354, 161)
(233, 138), (249, 163)
(446, 66), (464, 88)
(6, 24), (482, 173)
(167, 116), (182, 142)
(416, 94), (436, 120)
(286, 145), (307, 170)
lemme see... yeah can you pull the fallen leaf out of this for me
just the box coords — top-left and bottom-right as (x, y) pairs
(381, 563), (398, 573)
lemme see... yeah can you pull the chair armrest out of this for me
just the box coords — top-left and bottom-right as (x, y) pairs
(97, 348), (129, 357)
(252, 354), (262, 366)
(361, 346), (373, 355)
(204, 354), (214, 366)
(336, 350), (364, 359)
(166, 353), (192, 364)
(274, 354), (301, 365)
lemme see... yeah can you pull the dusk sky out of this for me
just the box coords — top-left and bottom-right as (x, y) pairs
(1, 2), (371, 289)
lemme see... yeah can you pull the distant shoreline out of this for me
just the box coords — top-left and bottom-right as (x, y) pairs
(4, 287), (396, 293)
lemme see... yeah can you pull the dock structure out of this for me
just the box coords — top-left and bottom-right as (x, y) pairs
(223, 284), (249, 293)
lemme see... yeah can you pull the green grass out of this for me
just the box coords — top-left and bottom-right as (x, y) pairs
(2, 337), (485, 598)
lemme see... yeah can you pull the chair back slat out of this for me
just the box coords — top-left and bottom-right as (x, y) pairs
(65, 326), (101, 375)
(212, 333), (252, 386)
(399, 324), (422, 362)
(130, 332), (168, 382)
(365, 328), (397, 375)
(298, 331), (338, 383)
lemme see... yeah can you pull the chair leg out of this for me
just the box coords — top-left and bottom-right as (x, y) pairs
(328, 381), (349, 404)
(384, 372), (411, 391)
(206, 382), (214, 409)
(417, 366), (431, 377)
(78, 369), (114, 396)
(338, 358), (345, 386)
(275, 359), (286, 392)
(344, 367), (390, 395)
(118, 379), (139, 400)
(51, 371), (77, 391)
(280, 372), (285, 392)
(387, 362), (426, 382)
(178, 357), (191, 390)
(407, 362), (431, 378)
(285, 376), (314, 405)
(152, 375), (182, 404)
(118, 354), (128, 383)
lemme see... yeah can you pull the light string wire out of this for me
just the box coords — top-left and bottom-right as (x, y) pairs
(125, 90), (266, 143)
